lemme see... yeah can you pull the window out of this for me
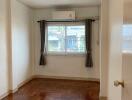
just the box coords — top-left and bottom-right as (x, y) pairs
(47, 23), (85, 54)
(123, 24), (132, 52)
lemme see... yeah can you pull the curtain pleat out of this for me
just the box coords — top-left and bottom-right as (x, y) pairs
(39, 20), (46, 65)
(85, 19), (93, 67)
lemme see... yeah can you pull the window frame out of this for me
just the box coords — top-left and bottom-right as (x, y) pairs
(46, 22), (86, 55)
(122, 24), (132, 53)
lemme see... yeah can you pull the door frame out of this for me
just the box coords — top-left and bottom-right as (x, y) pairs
(100, 0), (123, 99)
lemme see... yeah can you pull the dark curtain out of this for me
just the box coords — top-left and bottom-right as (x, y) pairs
(39, 20), (46, 65)
(85, 19), (93, 67)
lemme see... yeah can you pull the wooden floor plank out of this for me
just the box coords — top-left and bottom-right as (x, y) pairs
(2, 78), (100, 100)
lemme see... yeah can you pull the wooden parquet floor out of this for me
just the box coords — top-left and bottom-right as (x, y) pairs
(2, 78), (100, 100)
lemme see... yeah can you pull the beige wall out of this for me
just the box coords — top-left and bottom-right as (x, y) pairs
(32, 7), (100, 79)
(0, 0), (33, 98)
(0, 0), (11, 97)
(11, 0), (33, 90)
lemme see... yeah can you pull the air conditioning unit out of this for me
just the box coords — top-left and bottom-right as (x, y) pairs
(52, 11), (75, 20)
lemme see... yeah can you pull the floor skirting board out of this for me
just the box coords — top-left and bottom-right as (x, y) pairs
(0, 77), (33, 100)
(33, 75), (100, 82)
(0, 87), (19, 100)
(99, 97), (107, 100)
(0, 91), (10, 100)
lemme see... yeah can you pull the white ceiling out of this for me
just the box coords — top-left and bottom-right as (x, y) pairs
(18, 0), (101, 8)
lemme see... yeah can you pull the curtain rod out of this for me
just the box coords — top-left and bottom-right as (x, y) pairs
(37, 19), (97, 23)
(37, 16), (99, 23)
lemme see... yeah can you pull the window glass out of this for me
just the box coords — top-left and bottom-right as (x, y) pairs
(48, 26), (65, 52)
(47, 23), (85, 54)
(123, 24), (132, 52)
(66, 26), (85, 53)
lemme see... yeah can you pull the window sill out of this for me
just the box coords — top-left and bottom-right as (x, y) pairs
(122, 50), (132, 54)
(46, 53), (86, 57)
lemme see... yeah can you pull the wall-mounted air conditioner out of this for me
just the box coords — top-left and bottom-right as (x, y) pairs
(52, 11), (75, 20)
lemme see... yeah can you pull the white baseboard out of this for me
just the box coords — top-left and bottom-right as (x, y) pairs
(0, 77), (33, 100)
(17, 77), (34, 89)
(100, 97), (107, 100)
(0, 91), (10, 100)
(0, 89), (18, 100)
(33, 75), (100, 82)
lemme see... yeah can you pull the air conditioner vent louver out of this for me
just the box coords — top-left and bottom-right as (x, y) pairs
(52, 11), (75, 20)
